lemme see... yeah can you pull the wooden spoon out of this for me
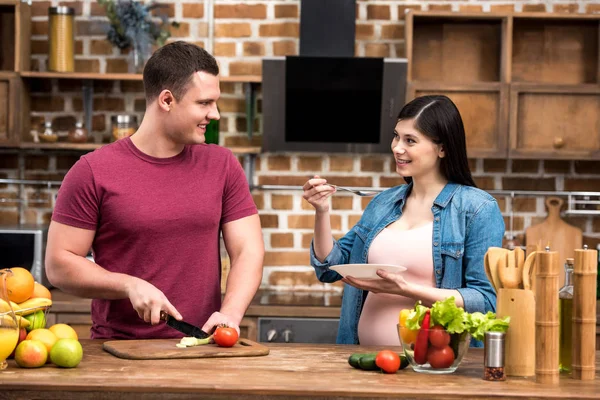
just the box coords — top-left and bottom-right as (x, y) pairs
(485, 247), (508, 291)
(522, 251), (537, 291)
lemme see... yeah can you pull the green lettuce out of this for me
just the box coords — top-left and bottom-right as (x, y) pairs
(430, 297), (467, 334)
(405, 302), (430, 330)
(403, 297), (511, 341)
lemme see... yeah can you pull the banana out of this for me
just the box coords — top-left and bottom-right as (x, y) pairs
(0, 314), (30, 329)
(0, 299), (20, 313)
(15, 297), (52, 316)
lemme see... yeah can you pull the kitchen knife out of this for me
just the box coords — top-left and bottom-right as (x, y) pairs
(160, 312), (210, 339)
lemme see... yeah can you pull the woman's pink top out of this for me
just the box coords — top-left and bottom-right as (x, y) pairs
(357, 222), (435, 346)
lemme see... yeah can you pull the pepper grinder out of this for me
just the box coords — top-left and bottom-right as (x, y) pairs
(535, 246), (560, 384)
(572, 245), (598, 380)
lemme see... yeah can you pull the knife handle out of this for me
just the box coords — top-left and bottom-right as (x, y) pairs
(159, 311), (169, 321)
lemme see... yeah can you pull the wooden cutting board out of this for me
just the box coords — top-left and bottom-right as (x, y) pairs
(525, 196), (582, 288)
(103, 338), (270, 360)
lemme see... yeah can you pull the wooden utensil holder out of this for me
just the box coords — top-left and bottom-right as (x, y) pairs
(496, 288), (536, 376)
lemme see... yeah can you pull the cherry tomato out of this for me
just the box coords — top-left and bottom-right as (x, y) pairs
(375, 350), (401, 374)
(213, 325), (239, 347)
(427, 345), (455, 369)
(428, 325), (451, 348)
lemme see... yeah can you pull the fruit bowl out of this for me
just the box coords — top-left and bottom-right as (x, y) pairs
(398, 324), (471, 374)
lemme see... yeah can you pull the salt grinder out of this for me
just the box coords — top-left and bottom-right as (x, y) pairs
(572, 244), (598, 380)
(535, 246), (560, 384)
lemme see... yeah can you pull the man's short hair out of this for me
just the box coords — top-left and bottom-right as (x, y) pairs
(143, 41), (219, 103)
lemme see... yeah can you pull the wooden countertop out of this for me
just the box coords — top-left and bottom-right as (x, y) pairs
(1, 341), (599, 399)
(49, 289), (342, 319)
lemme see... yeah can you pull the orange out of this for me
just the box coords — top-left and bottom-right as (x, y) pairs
(0, 268), (35, 303)
(31, 282), (52, 300)
(26, 328), (58, 353)
(49, 324), (78, 340)
(14, 339), (47, 368)
(398, 309), (419, 346)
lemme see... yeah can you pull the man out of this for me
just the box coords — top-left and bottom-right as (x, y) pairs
(45, 41), (264, 339)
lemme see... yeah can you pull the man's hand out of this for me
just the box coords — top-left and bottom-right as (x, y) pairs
(125, 276), (182, 325)
(201, 311), (241, 336)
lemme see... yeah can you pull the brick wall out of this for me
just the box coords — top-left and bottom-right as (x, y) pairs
(1, 0), (600, 291)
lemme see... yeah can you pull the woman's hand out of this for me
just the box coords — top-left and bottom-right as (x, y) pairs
(342, 269), (413, 296)
(302, 175), (335, 213)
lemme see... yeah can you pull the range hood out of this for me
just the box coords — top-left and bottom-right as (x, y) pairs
(299, 0), (356, 57)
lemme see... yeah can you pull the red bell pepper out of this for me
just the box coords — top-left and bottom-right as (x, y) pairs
(413, 310), (430, 364)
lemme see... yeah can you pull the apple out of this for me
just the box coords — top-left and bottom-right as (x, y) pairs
(8, 328), (27, 359)
(24, 310), (46, 332)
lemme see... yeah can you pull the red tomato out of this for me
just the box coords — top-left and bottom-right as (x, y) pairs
(427, 345), (455, 369)
(213, 325), (239, 347)
(428, 325), (451, 348)
(375, 350), (401, 374)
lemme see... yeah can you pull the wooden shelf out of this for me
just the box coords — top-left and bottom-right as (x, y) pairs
(14, 141), (261, 155)
(19, 71), (262, 83)
(511, 17), (599, 84)
(406, 12), (507, 83)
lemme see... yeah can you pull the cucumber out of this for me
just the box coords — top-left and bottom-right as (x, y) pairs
(357, 354), (379, 370)
(399, 354), (409, 370)
(348, 352), (377, 369)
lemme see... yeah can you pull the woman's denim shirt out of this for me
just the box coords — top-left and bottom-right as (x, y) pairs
(310, 182), (505, 345)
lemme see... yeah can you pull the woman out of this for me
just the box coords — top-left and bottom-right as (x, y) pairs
(302, 95), (504, 346)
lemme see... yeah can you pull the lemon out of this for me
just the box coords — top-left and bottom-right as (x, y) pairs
(49, 338), (83, 368)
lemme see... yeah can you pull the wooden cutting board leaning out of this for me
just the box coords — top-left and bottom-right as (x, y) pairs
(525, 196), (582, 288)
(103, 338), (270, 360)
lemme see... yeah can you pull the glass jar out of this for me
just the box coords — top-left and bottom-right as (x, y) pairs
(111, 115), (138, 142)
(39, 121), (58, 143)
(48, 7), (75, 72)
(68, 121), (89, 143)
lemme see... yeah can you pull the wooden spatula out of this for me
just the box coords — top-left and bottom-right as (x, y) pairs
(498, 250), (522, 289)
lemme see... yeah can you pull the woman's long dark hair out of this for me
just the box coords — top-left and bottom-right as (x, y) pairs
(397, 95), (476, 187)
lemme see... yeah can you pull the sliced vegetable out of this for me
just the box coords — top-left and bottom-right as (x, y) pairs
(413, 309), (431, 364)
(176, 336), (213, 348)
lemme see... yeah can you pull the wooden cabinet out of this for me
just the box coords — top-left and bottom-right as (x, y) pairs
(0, 0), (30, 73)
(0, 0), (29, 147)
(407, 82), (508, 158)
(405, 11), (600, 160)
(509, 84), (600, 159)
(0, 73), (21, 146)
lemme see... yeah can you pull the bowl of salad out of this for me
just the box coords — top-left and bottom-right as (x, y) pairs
(398, 297), (510, 374)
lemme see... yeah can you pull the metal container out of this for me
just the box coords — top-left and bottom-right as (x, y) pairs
(484, 331), (506, 381)
(48, 7), (75, 72)
(111, 115), (138, 141)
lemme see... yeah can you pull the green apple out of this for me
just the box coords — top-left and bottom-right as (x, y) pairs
(24, 310), (46, 331)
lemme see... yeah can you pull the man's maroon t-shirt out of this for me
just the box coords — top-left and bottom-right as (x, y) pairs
(52, 138), (257, 339)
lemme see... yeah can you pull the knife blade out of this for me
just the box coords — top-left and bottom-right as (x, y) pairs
(160, 312), (210, 339)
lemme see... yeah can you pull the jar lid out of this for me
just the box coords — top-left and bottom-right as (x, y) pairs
(49, 6), (75, 15)
(111, 115), (138, 124)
